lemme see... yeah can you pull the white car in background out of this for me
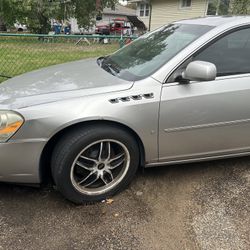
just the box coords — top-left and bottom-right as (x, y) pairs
(14, 23), (27, 32)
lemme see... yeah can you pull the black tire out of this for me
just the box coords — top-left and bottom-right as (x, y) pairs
(51, 124), (139, 204)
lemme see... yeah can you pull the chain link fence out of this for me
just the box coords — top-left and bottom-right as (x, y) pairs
(0, 33), (135, 83)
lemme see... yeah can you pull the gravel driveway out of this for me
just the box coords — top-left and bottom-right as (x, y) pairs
(0, 157), (249, 250)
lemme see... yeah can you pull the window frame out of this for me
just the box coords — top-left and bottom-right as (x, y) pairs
(139, 3), (150, 17)
(140, 3), (145, 16)
(179, 0), (192, 9)
(166, 25), (250, 84)
(145, 4), (150, 16)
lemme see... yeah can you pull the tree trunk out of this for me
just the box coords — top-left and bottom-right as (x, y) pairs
(0, 16), (7, 31)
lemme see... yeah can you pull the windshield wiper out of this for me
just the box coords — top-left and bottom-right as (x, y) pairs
(97, 57), (105, 66)
(98, 56), (120, 77)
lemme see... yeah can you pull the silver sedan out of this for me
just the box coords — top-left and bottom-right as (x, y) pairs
(1, 16), (250, 203)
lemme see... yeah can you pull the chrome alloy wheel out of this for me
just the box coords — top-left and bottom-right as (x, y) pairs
(70, 139), (130, 195)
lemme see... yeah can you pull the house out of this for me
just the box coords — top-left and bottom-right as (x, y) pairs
(97, 4), (146, 31)
(128, 0), (151, 29)
(128, 0), (209, 30)
(70, 4), (146, 34)
(100, 4), (136, 23)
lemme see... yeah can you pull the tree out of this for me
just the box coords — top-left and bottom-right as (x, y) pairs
(230, 0), (250, 14)
(207, 0), (230, 15)
(0, 0), (21, 28)
(0, 0), (118, 33)
(23, 0), (62, 34)
(0, 0), (61, 33)
(61, 0), (117, 29)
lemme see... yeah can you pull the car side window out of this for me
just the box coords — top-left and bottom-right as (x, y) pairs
(193, 27), (250, 77)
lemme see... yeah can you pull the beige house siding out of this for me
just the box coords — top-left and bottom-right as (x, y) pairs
(151, 0), (208, 30)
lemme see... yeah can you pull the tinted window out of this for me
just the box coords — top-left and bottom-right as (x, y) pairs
(194, 27), (250, 76)
(100, 24), (213, 81)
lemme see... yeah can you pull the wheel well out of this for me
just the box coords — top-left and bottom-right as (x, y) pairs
(39, 120), (146, 183)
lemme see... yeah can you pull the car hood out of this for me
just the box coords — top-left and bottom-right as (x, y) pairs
(0, 58), (133, 109)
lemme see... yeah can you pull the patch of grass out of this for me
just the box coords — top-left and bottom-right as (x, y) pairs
(0, 37), (119, 83)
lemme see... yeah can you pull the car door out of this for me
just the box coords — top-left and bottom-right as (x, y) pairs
(159, 26), (250, 162)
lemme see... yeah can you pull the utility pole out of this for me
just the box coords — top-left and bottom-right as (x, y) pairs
(148, 0), (152, 31)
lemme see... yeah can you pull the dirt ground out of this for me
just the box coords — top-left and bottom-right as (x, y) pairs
(0, 156), (249, 250)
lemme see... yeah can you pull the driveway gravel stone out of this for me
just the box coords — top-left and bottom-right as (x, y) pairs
(0, 157), (249, 250)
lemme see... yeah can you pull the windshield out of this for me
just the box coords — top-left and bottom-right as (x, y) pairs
(99, 24), (213, 81)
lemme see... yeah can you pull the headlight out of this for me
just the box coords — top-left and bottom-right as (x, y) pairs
(0, 111), (24, 142)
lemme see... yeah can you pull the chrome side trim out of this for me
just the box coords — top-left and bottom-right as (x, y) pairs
(8, 138), (48, 143)
(145, 150), (250, 168)
(164, 118), (250, 133)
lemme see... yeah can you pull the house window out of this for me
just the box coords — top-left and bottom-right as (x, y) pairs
(140, 4), (145, 16)
(140, 3), (150, 17)
(180, 0), (192, 8)
(145, 4), (150, 16)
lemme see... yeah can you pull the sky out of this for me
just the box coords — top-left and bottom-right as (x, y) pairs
(119, 0), (128, 5)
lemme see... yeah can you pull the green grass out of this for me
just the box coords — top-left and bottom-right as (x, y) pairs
(0, 37), (119, 83)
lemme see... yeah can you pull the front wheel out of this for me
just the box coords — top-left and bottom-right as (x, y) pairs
(51, 125), (139, 204)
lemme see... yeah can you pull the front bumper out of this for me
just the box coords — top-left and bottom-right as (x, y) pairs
(0, 139), (47, 183)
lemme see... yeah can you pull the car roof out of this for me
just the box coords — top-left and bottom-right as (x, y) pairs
(176, 16), (250, 27)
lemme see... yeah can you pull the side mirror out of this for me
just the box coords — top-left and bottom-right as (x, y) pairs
(182, 61), (217, 82)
